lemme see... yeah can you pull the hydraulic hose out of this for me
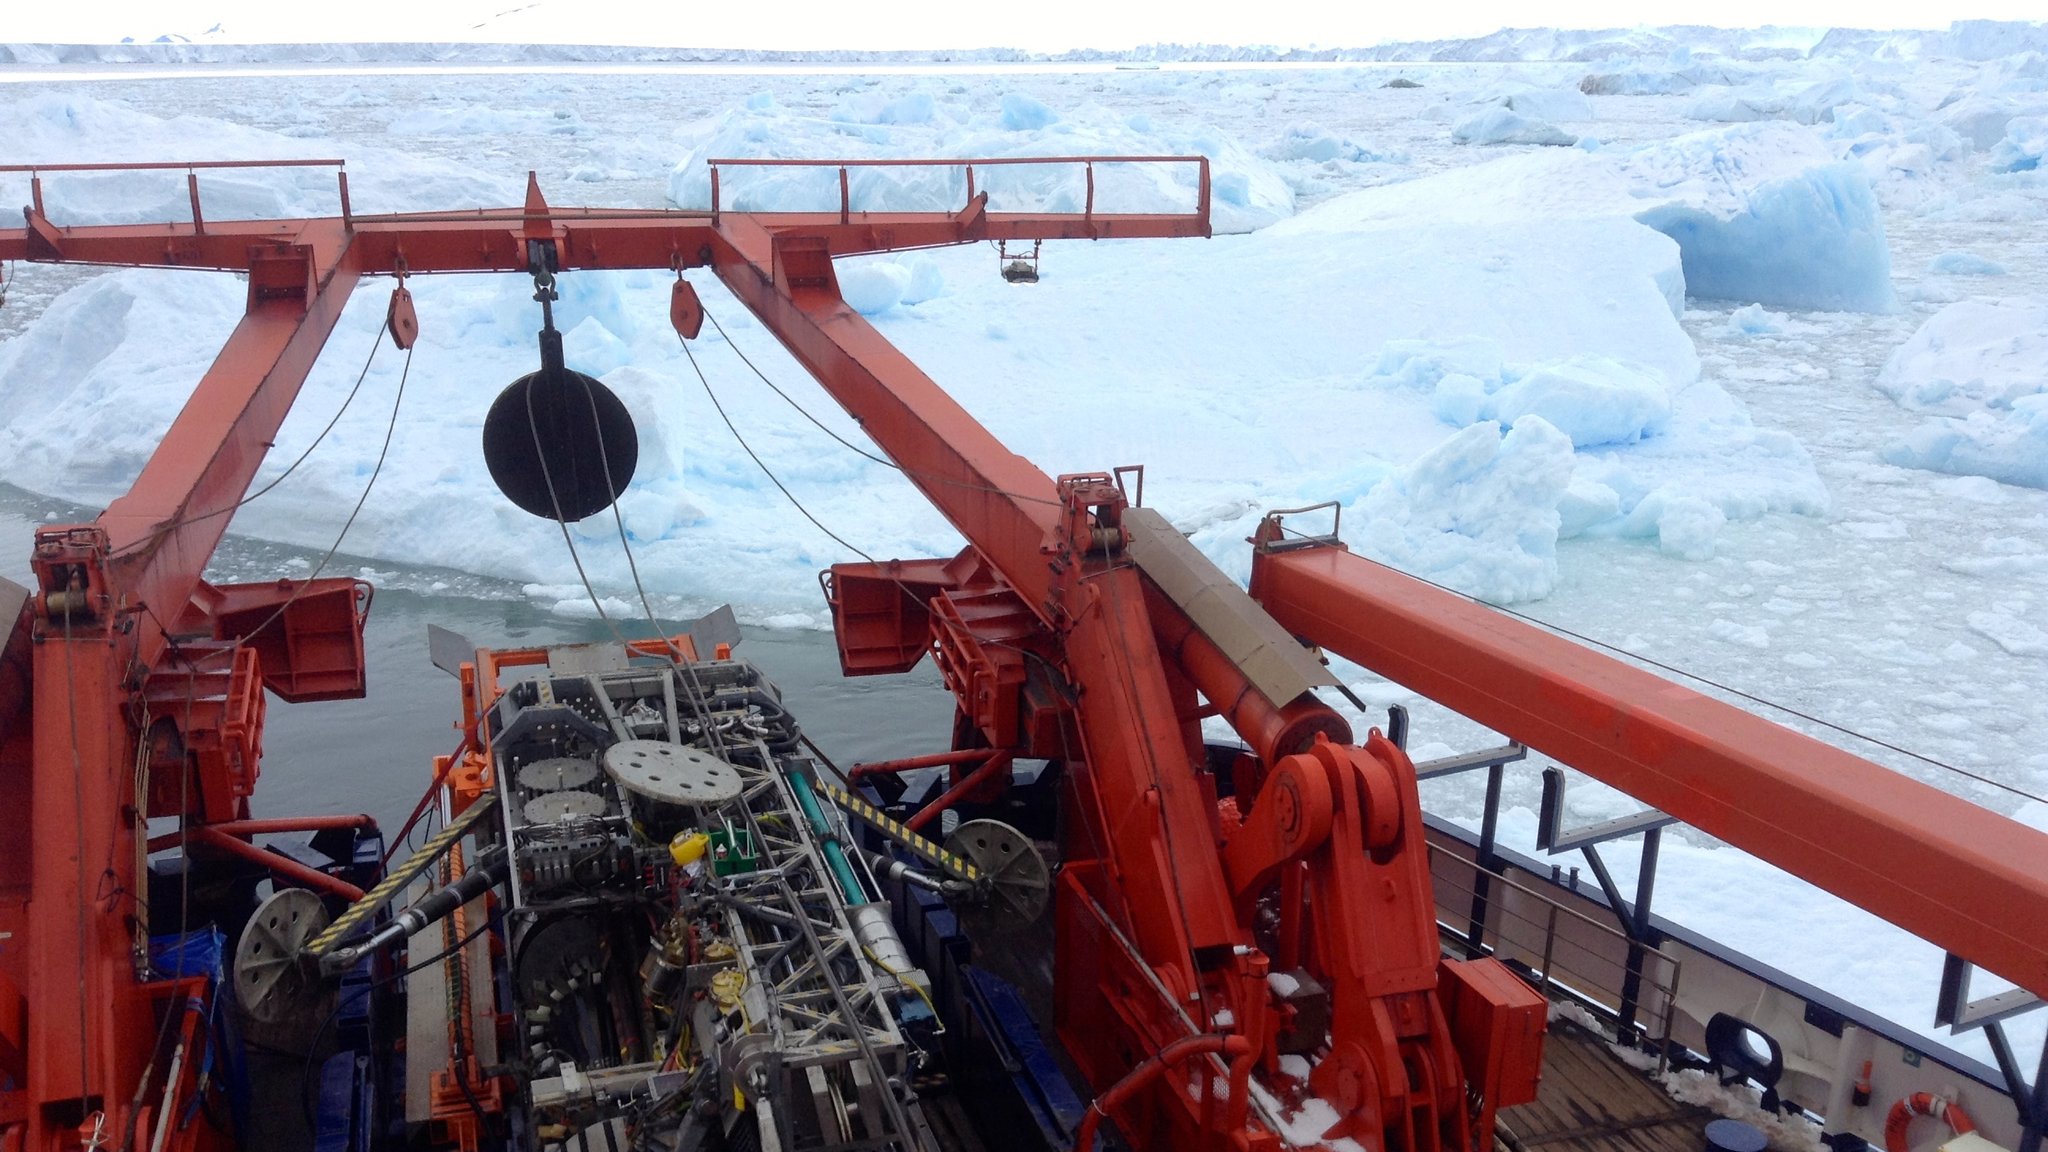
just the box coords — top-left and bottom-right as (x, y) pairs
(1071, 1032), (1254, 1151)
(321, 850), (509, 974)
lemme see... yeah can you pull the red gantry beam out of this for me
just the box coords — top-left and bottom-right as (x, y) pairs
(0, 160), (1221, 1152)
(1248, 535), (2048, 1000)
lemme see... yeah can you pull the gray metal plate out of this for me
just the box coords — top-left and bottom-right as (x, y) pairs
(603, 740), (744, 806)
(518, 756), (601, 792)
(1123, 505), (1341, 705)
(523, 790), (608, 825)
(545, 641), (631, 675)
(427, 623), (475, 679)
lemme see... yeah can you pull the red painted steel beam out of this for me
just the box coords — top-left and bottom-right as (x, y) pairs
(0, 199), (1205, 273)
(188, 826), (365, 902)
(1249, 541), (2048, 999)
(710, 221), (1242, 975)
(709, 215), (1066, 615)
(905, 751), (1014, 833)
(98, 220), (361, 670)
(1054, 563), (1246, 966)
(144, 813), (375, 855)
(25, 630), (148, 1123)
(848, 748), (996, 783)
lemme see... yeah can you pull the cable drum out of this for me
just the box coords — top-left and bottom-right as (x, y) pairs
(483, 366), (638, 522)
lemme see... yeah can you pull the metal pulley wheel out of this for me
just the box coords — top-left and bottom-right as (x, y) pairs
(234, 887), (333, 1025)
(942, 819), (1050, 938)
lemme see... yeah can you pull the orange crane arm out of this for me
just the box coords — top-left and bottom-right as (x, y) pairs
(1247, 529), (2048, 1000)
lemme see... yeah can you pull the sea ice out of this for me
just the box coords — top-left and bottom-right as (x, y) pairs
(1349, 419), (1596, 602)
(1968, 610), (2048, 657)
(1261, 123), (1407, 165)
(835, 255), (945, 316)
(1886, 397), (2048, 490)
(1937, 93), (2048, 151)
(1487, 84), (1596, 122)
(0, 92), (519, 227)
(1326, 121), (1896, 313)
(1989, 115), (2048, 171)
(1371, 345), (1672, 448)
(1684, 87), (1785, 124)
(1926, 251), (2010, 276)
(1725, 304), (1789, 335)
(1876, 298), (2048, 418)
(0, 73), (1830, 615)
(1451, 107), (1576, 147)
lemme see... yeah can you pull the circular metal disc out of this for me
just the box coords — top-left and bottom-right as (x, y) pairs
(523, 790), (608, 824)
(482, 367), (638, 523)
(518, 756), (601, 793)
(234, 887), (332, 1026)
(603, 740), (744, 807)
(944, 819), (1051, 937)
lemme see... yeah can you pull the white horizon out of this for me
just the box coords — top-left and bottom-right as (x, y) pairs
(2, 1), (2044, 54)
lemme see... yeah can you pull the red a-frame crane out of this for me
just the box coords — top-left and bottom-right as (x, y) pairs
(1, 158), (2044, 1152)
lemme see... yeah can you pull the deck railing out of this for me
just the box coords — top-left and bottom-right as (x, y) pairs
(2, 159), (353, 230)
(1428, 839), (1684, 1072)
(704, 154), (1212, 228)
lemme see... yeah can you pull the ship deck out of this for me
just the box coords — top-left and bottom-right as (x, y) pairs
(1500, 1020), (1715, 1152)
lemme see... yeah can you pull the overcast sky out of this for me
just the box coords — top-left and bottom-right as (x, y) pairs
(2, 0), (2040, 51)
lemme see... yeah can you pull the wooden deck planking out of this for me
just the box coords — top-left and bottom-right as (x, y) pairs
(1501, 1021), (1715, 1152)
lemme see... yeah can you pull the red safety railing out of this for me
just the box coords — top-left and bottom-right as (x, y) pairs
(704, 154), (1211, 229)
(3, 158), (352, 231)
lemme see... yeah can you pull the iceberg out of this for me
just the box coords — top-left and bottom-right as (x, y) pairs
(1886, 399), (2048, 490)
(1876, 299), (2048, 489)
(1876, 298), (2048, 417)
(1990, 115), (2047, 171)
(1451, 107), (1577, 147)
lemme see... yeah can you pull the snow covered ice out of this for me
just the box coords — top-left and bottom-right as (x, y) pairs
(4, 21), (2048, 1068)
(1451, 106), (1577, 147)
(1876, 298), (2048, 488)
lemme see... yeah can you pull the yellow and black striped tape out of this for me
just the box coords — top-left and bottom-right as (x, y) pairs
(820, 782), (981, 885)
(305, 793), (500, 957)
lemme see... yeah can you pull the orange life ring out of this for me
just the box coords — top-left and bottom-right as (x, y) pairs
(1884, 1092), (1976, 1152)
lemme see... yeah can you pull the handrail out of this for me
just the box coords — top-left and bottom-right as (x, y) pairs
(1427, 840), (1684, 1065)
(0, 159), (347, 173)
(7, 157), (353, 230)
(703, 154), (1211, 230)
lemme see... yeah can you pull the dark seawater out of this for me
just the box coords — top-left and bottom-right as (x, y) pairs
(252, 586), (956, 838)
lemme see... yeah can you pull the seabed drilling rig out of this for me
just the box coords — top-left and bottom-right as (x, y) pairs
(0, 155), (2045, 1152)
